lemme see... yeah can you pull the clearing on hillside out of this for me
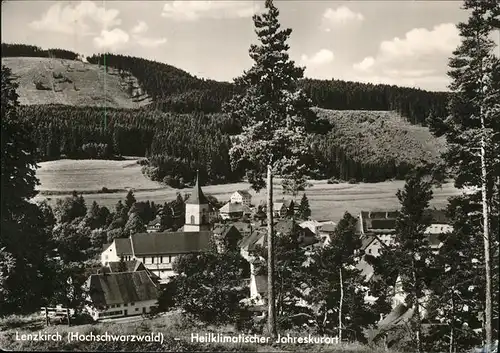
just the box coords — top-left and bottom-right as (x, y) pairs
(2, 57), (152, 108)
(314, 108), (447, 165)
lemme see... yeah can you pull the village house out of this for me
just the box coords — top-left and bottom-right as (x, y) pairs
(212, 224), (243, 252)
(230, 190), (252, 207)
(219, 202), (252, 221)
(146, 217), (161, 233)
(85, 270), (159, 321)
(300, 220), (336, 246)
(272, 199), (295, 218)
(317, 222), (336, 246)
(101, 173), (214, 282)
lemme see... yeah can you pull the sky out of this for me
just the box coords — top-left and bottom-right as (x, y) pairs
(2, 0), (498, 91)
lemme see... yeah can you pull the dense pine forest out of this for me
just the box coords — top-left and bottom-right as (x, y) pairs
(3, 43), (449, 184)
(1, 43), (80, 61)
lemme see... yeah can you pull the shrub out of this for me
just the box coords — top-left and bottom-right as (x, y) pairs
(348, 178), (359, 184)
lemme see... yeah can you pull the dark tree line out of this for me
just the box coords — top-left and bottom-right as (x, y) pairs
(85, 53), (447, 124)
(18, 104), (426, 184)
(1, 43), (80, 61)
(300, 79), (449, 126)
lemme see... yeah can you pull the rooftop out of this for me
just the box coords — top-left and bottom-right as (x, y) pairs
(130, 231), (212, 256)
(87, 271), (159, 308)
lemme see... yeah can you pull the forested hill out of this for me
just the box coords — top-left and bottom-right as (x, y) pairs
(2, 43), (449, 125)
(87, 53), (449, 125)
(19, 104), (444, 185)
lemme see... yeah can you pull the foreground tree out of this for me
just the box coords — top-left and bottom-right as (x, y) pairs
(169, 249), (250, 327)
(0, 66), (56, 315)
(429, 1), (500, 348)
(305, 212), (377, 341)
(427, 196), (484, 353)
(254, 222), (308, 329)
(224, 0), (329, 336)
(371, 172), (434, 353)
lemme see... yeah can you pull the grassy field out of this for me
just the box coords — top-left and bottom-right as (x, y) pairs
(33, 159), (461, 223)
(35, 159), (164, 193)
(0, 311), (398, 352)
(1, 57), (151, 108)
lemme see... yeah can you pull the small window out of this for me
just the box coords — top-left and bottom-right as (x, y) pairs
(169, 255), (172, 263)
(124, 303), (128, 307)
(142, 257), (146, 263)
(160, 256), (163, 263)
(368, 249), (372, 254)
(152, 256), (155, 264)
(135, 308), (139, 311)
(190, 215), (195, 224)
(131, 302), (135, 306)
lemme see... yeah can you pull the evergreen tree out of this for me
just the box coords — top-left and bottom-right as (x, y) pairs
(124, 204), (146, 235)
(428, 1), (500, 347)
(372, 172), (434, 353)
(0, 66), (55, 315)
(125, 190), (136, 210)
(426, 195), (484, 353)
(255, 222), (308, 329)
(297, 193), (311, 220)
(305, 212), (377, 341)
(224, 0), (328, 336)
(159, 203), (174, 232)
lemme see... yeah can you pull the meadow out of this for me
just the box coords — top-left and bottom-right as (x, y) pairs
(33, 159), (461, 223)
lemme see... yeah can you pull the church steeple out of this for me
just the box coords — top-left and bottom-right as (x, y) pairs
(186, 170), (208, 205)
(184, 170), (211, 232)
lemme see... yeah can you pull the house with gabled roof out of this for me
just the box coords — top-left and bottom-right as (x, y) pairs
(219, 202), (252, 221)
(85, 270), (159, 321)
(272, 199), (295, 218)
(146, 217), (161, 233)
(230, 190), (252, 207)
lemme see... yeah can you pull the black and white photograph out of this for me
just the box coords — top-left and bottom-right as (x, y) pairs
(1, 0), (499, 352)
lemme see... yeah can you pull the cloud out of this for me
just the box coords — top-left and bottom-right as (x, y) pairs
(129, 20), (167, 48)
(301, 49), (335, 66)
(161, 1), (260, 21)
(30, 1), (121, 35)
(323, 6), (364, 27)
(131, 21), (148, 35)
(93, 28), (130, 50)
(353, 23), (460, 89)
(135, 37), (168, 48)
(353, 56), (375, 71)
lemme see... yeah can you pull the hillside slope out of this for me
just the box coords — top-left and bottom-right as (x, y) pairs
(314, 108), (446, 163)
(1, 57), (152, 108)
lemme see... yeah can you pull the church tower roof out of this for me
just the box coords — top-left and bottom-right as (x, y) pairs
(186, 170), (208, 205)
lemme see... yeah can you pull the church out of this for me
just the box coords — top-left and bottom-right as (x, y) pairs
(100, 173), (214, 282)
